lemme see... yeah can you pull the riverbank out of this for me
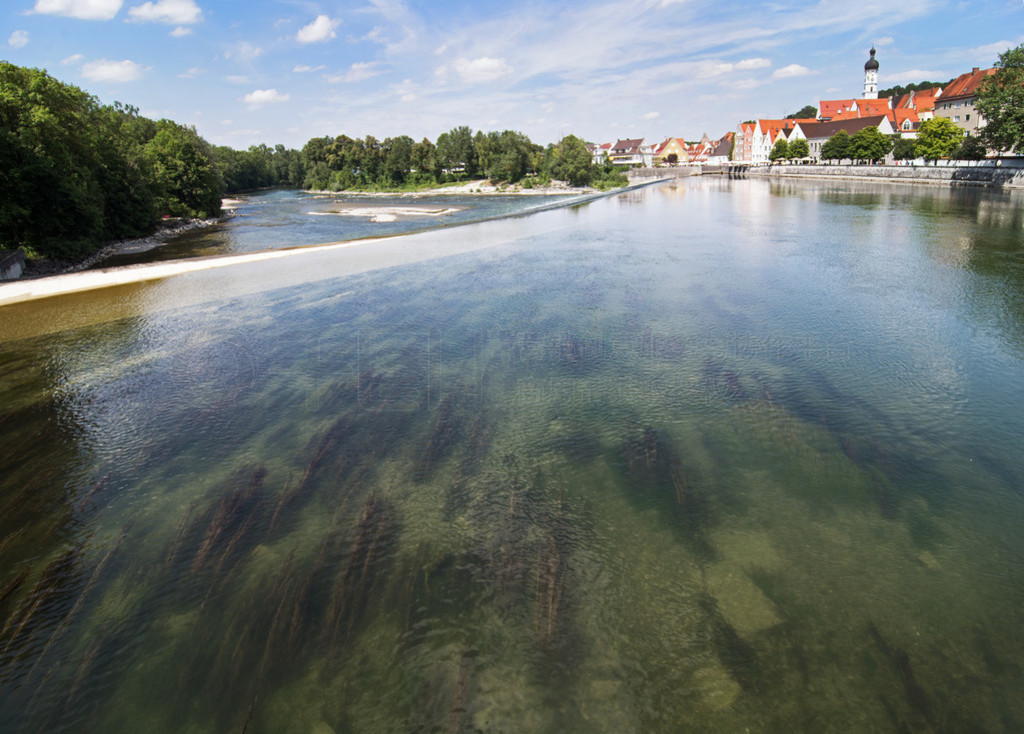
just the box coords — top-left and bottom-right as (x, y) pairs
(310, 178), (605, 197)
(21, 204), (239, 279)
(748, 161), (1024, 188)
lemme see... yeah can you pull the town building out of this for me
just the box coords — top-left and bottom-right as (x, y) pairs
(734, 122), (755, 163)
(653, 138), (689, 165)
(609, 138), (654, 167)
(932, 67), (997, 136)
(789, 116), (896, 161)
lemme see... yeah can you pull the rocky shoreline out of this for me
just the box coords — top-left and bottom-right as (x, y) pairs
(309, 178), (604, 197)
(21, 208), (238, 279)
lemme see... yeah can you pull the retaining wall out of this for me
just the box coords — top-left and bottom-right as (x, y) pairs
(747, 162), (1024, 189)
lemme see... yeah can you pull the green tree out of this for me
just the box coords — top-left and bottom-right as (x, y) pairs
(549, 134), (593, 186)
(768, 138), (788, 162)
(436, 125), (477, 178)
(787, 138), (809, 159)
(786, 105), (817, 120)
(411, 138), (438, 181)
(954, 134), (988, 160)
(849, 126), (894, 162)
(914, 117), (964, 161)
(891, 136), (917, 161)
(976, 44), (1024, 154)
(820, 129), (851, 161)
(144, 120), (222, 218)
(383, 135), (413, 185)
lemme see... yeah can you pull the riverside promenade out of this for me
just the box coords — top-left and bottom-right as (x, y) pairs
(747, 159), (1024, 188)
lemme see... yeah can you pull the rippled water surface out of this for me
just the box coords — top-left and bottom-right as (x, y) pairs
(94, 189), (577, 267)
(2, 178), (1024, 732)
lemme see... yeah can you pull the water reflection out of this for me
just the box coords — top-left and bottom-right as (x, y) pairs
(2, 178), (1024, 732)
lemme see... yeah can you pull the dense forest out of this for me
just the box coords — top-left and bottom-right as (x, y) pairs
(1, 62), (625, 262)
(878, 79), (954, 99)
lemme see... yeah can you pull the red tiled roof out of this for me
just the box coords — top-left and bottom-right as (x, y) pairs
(611, 138), (644, 155)
(757, 118), (810, 136)
(891, 109), (919, 126)
(856, 98), (891, 116)
(819, 99), (857, 118)
(794, 115), (889, 140)
(941, 67), (996, 100)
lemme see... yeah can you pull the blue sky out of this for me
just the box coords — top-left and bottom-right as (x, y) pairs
(4, 0), (1022, 149)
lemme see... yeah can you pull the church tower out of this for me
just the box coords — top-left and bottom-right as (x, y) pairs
(863, 46), (879, 99)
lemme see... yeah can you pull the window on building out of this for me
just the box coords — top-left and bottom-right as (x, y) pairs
(954, 116), (960, 122)
(966, 114), (970, 121)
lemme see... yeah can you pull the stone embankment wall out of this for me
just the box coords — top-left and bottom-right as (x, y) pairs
(627, 167), (696, 180)
(748, 161), (1024, 189)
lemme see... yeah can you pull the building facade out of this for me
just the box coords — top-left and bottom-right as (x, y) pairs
(932, 67), (997, 136)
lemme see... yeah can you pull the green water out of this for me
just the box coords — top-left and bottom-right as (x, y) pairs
(1, 178), (1023, 732)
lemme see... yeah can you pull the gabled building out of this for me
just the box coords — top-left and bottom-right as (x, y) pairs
(819, 99), (859, 121)
(586, 143), (610, 165)
(609, 138), (654, 166)
(708, 132), (734, 164)
(654, 138), (689, 165)
(892, 86), (943, 121)
(933, 67), (997, 135)
(830, 104), (921, 137)
(789, 116), (895, 161)
(750, 119), (812, 163)
(734, 121), (756, 163)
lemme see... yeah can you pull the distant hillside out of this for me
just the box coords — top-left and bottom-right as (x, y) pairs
(878, 80), (954, 99)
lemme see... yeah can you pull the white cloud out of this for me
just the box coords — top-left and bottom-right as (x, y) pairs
(873, 36), (895, 47)
(735, 57), (771, 70)
(224, 42), (262, 62)
(642, 111), (660, 120)
(297, 15), (340, 44)
(178, 67), (203, 78)
(62, 54), (84, 65)
(773, 64), (814, 78)
(242, 88), (290, 107)
(293, 64), (325, 73)
(969, 40), (1019, 62)
(127, 0), (201, 24)
(324, 61), (382, 83)
(732, 78), (764, 91)
(8, 31), (29, 49)
(170, 25), (191, 36)
(452, 57), (513, 84)
(81, 58), (144, 82)
(31, 0), (122, 20)
(225, 75), (249, 84)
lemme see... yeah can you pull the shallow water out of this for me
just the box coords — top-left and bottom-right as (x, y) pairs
(93, 189), (576, 267)
(2, 177), (1024, 732)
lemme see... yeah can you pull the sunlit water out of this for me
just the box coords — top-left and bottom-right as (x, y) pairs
(2, 178), (1024, 732)
(94, 189), (577, 267)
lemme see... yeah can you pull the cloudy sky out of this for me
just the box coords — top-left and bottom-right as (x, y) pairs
(3, 0), (1022, 149)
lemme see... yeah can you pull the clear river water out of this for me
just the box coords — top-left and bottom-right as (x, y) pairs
(1, 177), (1023, 733)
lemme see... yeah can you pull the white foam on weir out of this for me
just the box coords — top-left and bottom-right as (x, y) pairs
(0, 183), (652, 314)
(0, 238), (385, 308)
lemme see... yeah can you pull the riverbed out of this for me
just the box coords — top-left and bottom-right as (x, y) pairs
(1, 177), (1022, 732)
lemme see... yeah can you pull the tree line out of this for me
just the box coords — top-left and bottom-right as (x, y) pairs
(1, 62), (625, 262)
(300, 127), (625, 192)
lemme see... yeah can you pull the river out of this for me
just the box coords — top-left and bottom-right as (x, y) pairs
(1, 178), (1023, 732)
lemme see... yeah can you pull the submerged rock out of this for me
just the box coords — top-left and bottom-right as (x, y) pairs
(705, 562), (781, 638)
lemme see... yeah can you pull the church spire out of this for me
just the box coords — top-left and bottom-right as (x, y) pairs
(863, 46), (879, 99)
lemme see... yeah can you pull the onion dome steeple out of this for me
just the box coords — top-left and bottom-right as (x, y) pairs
(864, 47), (879, 72)
(863, 46), (879, 99)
